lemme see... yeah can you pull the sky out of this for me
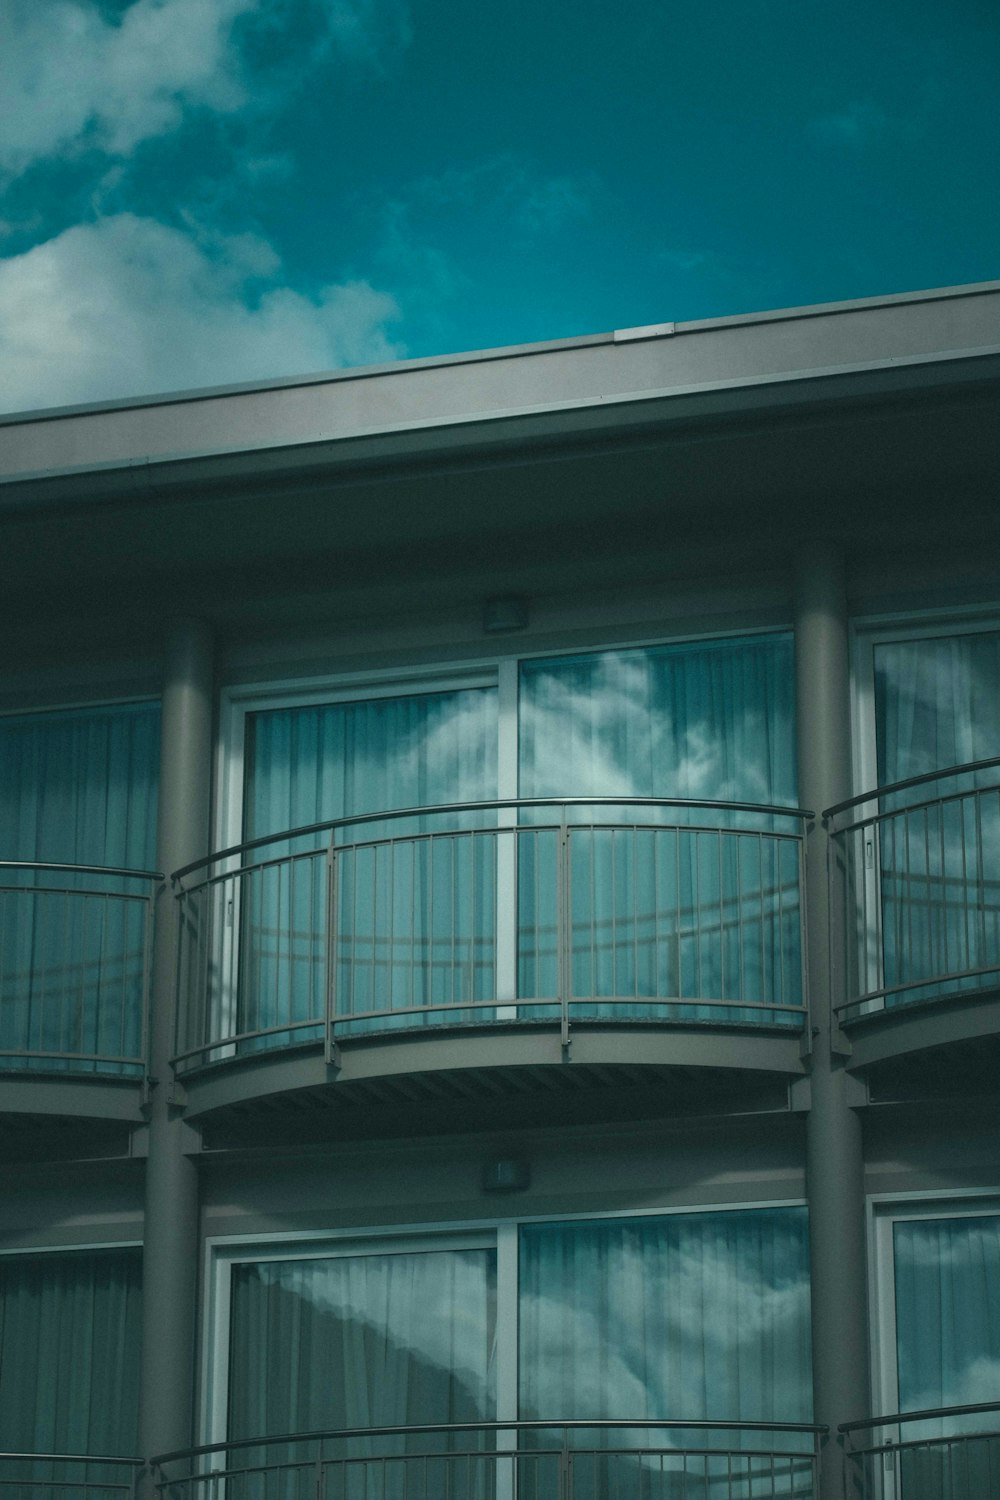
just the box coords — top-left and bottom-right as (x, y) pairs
(0, 0), (997, 414)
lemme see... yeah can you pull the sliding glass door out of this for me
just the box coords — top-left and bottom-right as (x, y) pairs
(871, 630), (1000, 1008)
(0, 1247), (142, 1500)
(217, 1207), (813, 1498)
(874, 1204), (1000, 1499)
(239, 686), (498, 1044)
(518, 635), (801, 1021)
(0, 703), (160, 1071)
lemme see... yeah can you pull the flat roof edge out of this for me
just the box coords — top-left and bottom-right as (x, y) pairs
(4, 343), (999, 501)
(2, 279), (999, 428)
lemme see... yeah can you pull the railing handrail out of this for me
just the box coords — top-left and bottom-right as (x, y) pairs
(823, 755), (1000, 822)
(840, 1398), (1000, 1436)
(151, 1417), (828, 1468)
(0, 860), (163, 882)
(0, 1454), (142, 1467)
(171, 796), (814, 885)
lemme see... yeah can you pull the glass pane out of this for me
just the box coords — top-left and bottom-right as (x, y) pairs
(518, 636), (801, 1024)
(874, 633), (1000, 1007)
(894, 1215), (1000, 1500)
(240, 688), (498, 1042)
(0, 1249), (142, 1455)
(229, 1248), (497, 1439)
(0, 703), (160, 1072)
(519, 1209), (813, 1497)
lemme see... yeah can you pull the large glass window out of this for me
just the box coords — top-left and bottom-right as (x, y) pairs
(518, 636), (802, 1021)
(216, 1206), (812, 1498)
(874, 1203), (1000, 1499)
(236, 687), (498, 1042)
(0, 702), (160, 1070)
(0, 1248), (142, 1456)
(871, 630), (1000, 1007)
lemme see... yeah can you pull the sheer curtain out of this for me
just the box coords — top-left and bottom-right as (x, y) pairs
(228, 1248), (496, 1497)
(518, 636), (800, 1023)
(0, 704), (160, 1070)
(519, 1209), (812, 1495)
(0, 1249), (142, 1480)
(893, 1214), (1000, 1498)
(239, 689), (498, 1043)
(874, 633), (1000, 1006)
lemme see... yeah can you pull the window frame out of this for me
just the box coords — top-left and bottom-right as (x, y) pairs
(868, 1189), (1000, 1421)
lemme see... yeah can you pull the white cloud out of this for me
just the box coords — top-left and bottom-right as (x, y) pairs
(0, 213), (404, 411)
(0, 0), (412, 175)
(0, 0), (254, 172)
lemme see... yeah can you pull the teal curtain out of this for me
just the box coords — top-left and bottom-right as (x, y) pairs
(893, 1214), (1000, 1499)
(518, 636), (800, 1024)
(874, 632), (1000, 1007)
(239, 688), (498, 1043)
(0, 703), (160, 1072)
(0, 1248), (142, 1455)
(227, 1248), (496, 1498)
(519, 1208), (813, 1497)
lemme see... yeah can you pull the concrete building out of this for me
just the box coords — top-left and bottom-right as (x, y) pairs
(2, 281), (1000, 1500)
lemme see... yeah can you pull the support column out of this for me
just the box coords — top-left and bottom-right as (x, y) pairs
(794, 547), (869, 1498)
(139, 620), (214, 1462)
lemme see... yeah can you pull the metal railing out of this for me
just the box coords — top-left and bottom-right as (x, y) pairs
(842, 1401), (1000, 1498)
(0, 862), (161, 1077)
(0, 1453), (141, 1500)
(171, 797), (811, 1072)
(825, 760), (1000, 1022)
(153, 1419), (826, 1500)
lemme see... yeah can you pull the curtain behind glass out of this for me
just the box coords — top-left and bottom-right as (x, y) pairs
(893, 1214), (1000, 1499)
(228, 1249), (496, 1499)
(874, 633), (1000, 1007)
(0, 704), (160, 1071)
(0, 1249), (142, 1454)
(519, 1209), (813, 1497)
(518, 636), (800, 1024)
(239, 689), (498, 1043)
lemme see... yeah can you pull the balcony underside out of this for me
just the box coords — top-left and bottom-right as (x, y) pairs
(174, 1017), (806, 1133)
(843, 987), (1000, 1077)
(0, 1068), (145, 1122)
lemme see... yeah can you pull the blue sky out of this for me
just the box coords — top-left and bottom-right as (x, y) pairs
(0, 0), (997, 412)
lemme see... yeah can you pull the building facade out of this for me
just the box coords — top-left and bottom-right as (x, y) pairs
(2, 282), (1000, 1500)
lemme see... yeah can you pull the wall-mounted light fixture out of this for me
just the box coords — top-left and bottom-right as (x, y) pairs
(483, 595), (528, 633)
(482, 1155), (531, 1193)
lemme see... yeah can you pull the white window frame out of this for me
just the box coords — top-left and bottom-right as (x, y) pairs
(868, 1190), (1000, 1422)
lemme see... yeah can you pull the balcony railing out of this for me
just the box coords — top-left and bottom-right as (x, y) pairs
(0, 862), (161, 1077)
(153, 1420), (826, 1500)
(0, 1453), (141, 1500)
(842, 1402), (1000, 1499)
(171, 798), (810, 1073)
(826, 759), (1000, 1023)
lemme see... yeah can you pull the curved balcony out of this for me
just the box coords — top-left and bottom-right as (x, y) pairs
(0, 861), (160, 1121)
(171, 798), (810, 1115)
(826, 760), (1000, 1076)
(842, 1402), (1000, 1499)
(153, 1420), (826, 1500)
(0, 1453), (141, 1500)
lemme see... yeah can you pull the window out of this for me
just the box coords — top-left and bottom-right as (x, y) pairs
(181, 632), (800, 1066)
(208, 1206), (812, 1495)
(840, 623), (1000, 1015)
(872, 1198), (1000, 1498)
(0, 1247), (142, 1460)
(0, 702), (160, 1072)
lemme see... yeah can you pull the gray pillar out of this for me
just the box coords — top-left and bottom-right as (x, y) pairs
(139, 620), (213, 1461)
(794, 547), (869, 1498)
